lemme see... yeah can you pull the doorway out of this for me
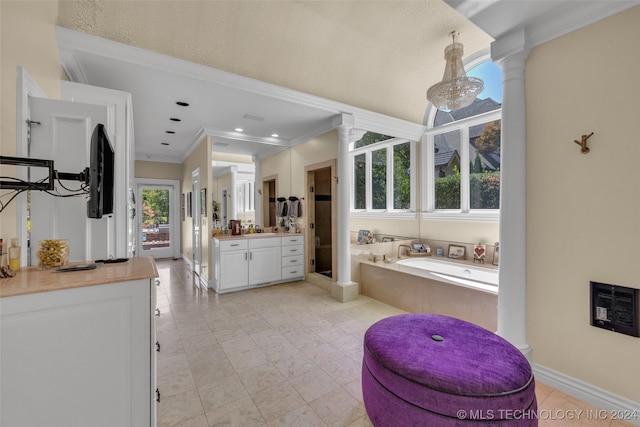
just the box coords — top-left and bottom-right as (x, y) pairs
(262, 176), (277, 228)
(306, 161), (336, 279)
(136, 179), (180, 259)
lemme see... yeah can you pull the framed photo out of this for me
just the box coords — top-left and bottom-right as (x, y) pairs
(448, 244), (466, 259)
(187, 192), (192, 217)
(181, 193), (185, 221)
(200, 189), (207, 216)
(412, 243), (424, 251)
(357, 229), (370, 245)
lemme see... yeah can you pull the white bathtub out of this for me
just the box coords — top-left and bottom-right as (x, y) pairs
(394, 257), (498, 294)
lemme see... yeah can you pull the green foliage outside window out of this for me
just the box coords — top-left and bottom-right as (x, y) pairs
(142, 189), (170, 226)
(435, 171), (500, 210)
(393, 143), (411, 209)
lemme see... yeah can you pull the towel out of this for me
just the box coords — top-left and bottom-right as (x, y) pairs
(276, 197), (288, 217)
(288, 198), (302, 217)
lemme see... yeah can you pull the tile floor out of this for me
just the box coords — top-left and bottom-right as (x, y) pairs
(154, 259), (635, 427)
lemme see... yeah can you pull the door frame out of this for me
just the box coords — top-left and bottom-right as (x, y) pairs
(135, 178), (181, 259)
(191, 168), (201, 277)
(305, 159), (337, 280)
(16, 67), (46, 265)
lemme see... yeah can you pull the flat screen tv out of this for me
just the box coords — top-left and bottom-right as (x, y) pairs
(87, 123), (114, 219)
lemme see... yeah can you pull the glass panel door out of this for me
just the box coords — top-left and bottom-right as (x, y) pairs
(138, 184), (175, 259)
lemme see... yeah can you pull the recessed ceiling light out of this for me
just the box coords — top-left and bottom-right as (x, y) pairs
(271, 133), (279, 138)
(170, 117), (181, 122)
(161, 142), (170, 146)
(235, 128), (243, 132)
(176, 101), (189, 107)
(165, 130), (175, 134)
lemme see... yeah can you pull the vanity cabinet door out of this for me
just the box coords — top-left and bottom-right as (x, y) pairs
(249, 246), (282, 285)
(219, 249), (249, 290)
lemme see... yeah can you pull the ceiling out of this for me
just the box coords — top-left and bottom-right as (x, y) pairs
(55, 0), (638, 164)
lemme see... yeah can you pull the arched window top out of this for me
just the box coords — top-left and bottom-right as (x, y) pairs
(427, 57), (503, 128)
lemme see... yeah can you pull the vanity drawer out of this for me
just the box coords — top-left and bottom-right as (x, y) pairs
(282, 235), (304, 246)
(282, 255), (303, 267)
(282, 266), (304, 280)
(219, 239), (248, 251)
(282, 244), (303, 256)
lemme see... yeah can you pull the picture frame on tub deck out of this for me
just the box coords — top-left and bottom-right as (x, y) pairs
(448, 244), (466, 259)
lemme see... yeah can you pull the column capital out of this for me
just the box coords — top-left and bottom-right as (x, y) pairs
(332, 113), (355, 129)
(491, 27), (530, 64)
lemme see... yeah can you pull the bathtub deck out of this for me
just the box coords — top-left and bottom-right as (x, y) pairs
(359, 261), (498, 331)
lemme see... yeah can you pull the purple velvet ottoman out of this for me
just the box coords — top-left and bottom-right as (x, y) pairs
(362, 314), (537, 426)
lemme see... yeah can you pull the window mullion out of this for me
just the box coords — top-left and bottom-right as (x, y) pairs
(423, 134), (433, 212)
(460, 126), (470, 212)
(366, 150), (372, 211)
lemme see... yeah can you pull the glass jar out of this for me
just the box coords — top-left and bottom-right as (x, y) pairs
(37, 239), (70, 270)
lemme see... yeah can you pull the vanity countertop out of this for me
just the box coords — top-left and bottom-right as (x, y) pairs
(0, 256), (158, 298)
(213, 231), (304, 241)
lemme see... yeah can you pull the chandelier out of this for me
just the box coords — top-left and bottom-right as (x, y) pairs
(427, 31), (484, 111)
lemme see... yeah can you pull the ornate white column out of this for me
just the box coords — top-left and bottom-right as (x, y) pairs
(253, 155), (262, 227)
(229, 165), (238, 221)
(333, 114), (359, 302)
(492, 29), (532, 359)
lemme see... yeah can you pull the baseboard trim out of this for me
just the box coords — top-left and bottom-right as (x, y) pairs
(532, 363), (640, 426)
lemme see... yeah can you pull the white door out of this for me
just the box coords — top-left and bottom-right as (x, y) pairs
(192, 168), (201, 276)
(61, 81), (135, 259)
(29, 98), (110, 263)
(136, 180), (180, 259)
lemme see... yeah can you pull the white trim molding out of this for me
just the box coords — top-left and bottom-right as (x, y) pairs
(533, 363), (640, 426)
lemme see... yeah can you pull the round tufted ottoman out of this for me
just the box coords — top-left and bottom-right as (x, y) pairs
(362, 314), (537, 426)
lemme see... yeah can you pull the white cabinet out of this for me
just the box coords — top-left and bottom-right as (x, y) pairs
(212, 235), (303, 293)
(1, 278), (156, 427)
(249, 237), (282, 286)
(217, 239), (249, 291)
(220, 250), (249, 290)
(282, 235), (305, 281)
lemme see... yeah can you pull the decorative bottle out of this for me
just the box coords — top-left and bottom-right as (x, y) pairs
(8, 238), (20, 271)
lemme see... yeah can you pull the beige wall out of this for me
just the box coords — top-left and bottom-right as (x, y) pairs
(0, 1), (60, 239)
(527, 6), (640, 402)
(181, 137), (212, 278)
(135, 160), (182, 181)
(259, 130), (338, 230)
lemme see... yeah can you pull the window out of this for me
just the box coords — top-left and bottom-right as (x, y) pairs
(351, 132), (415, 215)
(236, 181), (254, 214)
(423, 58), (502, 220)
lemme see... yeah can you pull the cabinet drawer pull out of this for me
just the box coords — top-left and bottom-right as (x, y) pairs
(156, 341), (161, 352)
(230, 243), (240, 247)
(290, 270), (298, 274)
(290, 259), (297, 263)
(155, 279), (160, 286)
(155, 308), (161, 317)
(289, 249), (298, 253)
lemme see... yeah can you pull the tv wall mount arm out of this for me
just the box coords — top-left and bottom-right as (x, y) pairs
(0, 155), (89, 191)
